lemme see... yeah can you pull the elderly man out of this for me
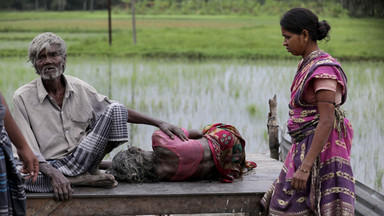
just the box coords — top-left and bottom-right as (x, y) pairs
(13, 32), (188, 201)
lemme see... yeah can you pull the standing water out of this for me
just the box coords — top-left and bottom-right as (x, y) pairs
(0, 57), (383, 194)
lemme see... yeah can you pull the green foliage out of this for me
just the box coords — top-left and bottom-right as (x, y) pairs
(120, 0), (349, 17)
(247, 104), (261, 117)
(0, 11), (383, 61)
(2, 0), (382, 17)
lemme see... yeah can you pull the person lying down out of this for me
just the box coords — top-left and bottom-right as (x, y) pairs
(107, 123), (257, 183)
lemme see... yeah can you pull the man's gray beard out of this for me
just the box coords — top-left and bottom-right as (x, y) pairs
(41, 66), (63, 80)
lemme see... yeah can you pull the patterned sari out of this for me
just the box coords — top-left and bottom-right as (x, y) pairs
(203, 123), (247, 183)
(261, 50), (355, 215)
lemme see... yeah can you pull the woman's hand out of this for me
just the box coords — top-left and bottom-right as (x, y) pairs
(17, 147), (39, 182)
(291, 167), (311, 191)
(158, 122), (188, 141)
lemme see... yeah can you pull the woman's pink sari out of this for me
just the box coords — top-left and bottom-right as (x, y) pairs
(261, 50), (355, 215)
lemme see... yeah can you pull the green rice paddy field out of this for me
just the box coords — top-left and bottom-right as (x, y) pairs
(0, 11), (383, 194)
(0, 11), (383, 60)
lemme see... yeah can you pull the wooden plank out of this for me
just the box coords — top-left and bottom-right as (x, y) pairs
(26, 153), (282, 215)
(355, 181), (384, 216)
(28, 195), (262, 215)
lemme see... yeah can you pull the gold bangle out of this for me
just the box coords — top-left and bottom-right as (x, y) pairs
(298, 166), (310, 173)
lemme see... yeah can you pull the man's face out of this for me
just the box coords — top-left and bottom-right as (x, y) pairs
(36, 44), (66, 80)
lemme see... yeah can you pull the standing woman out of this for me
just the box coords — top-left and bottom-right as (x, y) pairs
(261, 8), (355, 215)
(0, 92), (39, 215)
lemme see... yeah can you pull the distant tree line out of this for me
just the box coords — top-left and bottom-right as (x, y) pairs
(1, 0), (383, 18)
(339, 0), (384, 17)
(0, 0), (121, 11)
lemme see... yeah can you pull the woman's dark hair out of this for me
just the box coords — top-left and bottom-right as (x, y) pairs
(280, 8), (331, 41)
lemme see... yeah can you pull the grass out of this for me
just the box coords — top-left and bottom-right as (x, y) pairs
(0, 11), (383, 60)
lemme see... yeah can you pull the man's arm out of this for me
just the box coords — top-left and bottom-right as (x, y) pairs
(83, 79), (188, 141)
(12, 93), (46, 162)
(12, 92), (74, 200)
(127, 108), (188, 141)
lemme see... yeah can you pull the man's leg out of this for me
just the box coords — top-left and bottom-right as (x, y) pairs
(53, 103), (129, 176)
(23, 103), (129, 192)
(91, 141), (124, 174)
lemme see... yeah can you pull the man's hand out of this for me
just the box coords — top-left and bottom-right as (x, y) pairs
(158, 122), (188, 141)
(51, 171), (74, 201)
(40, 163), (74, 201)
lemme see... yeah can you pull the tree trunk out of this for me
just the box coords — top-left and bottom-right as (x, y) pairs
(83, 0), (87, 10)
(108, 0), (112, 46)
(58, 0), (65, 11)
(131, 0), (137, 45)
(35, 0), (39, 11)
(90, 0), (94, 12)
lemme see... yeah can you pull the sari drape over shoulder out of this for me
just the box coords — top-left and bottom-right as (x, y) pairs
(261, 50), (355, 215)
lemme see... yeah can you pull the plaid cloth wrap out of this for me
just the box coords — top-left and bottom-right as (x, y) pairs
(1, 128), (26, 215)
(22, 103), (128, 193)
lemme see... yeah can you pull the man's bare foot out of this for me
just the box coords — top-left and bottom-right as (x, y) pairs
(68, 173), (118, 188)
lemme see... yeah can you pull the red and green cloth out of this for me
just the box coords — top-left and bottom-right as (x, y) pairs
(203, 123), (256, 183)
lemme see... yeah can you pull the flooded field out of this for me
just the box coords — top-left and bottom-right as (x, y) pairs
(1, 57), (383, 194)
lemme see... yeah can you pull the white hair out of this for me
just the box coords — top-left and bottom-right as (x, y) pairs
(28, 32), (67, 73)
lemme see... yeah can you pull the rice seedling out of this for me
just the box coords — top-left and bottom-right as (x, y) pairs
(1, 52), (383, 195)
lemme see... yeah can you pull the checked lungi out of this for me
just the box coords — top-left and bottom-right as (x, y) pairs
(0, 128), (26, 215)
(23, 103), (129, 192)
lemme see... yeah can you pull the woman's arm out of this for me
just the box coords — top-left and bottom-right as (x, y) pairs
(291, 89), (335, 191)
(1, 93), (39, 182)
(186, 129), (203, 139)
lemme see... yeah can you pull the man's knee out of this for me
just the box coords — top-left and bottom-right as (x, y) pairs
(108, 103), (126, 112)
(107, 103), (128, 120)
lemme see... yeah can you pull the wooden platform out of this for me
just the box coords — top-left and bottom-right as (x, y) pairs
(26, 154), (283, 216)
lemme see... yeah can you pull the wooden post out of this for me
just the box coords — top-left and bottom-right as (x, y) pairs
(108, 0), (112, 46)
(267, 95), (279, 160)
(131, 0), (137, 45)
